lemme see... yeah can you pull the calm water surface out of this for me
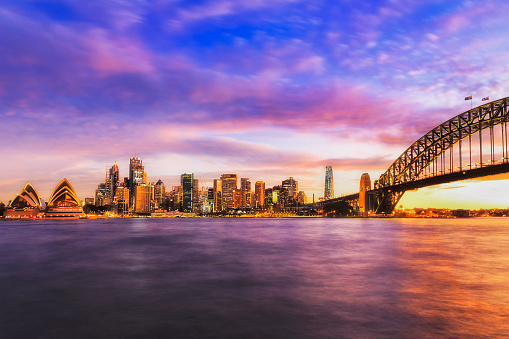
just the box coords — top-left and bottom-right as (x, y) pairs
(1, 217), (509, 338)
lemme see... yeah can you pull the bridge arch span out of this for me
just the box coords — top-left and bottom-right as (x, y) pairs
(375, 97), (509, 190)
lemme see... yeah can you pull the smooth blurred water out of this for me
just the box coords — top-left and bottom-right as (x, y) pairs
(1, 217), (509, 338)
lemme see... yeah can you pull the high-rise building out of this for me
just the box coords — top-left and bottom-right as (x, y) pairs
(324, 166), (334, 200)
(105, 161), (120, 205)
(221, 174), (237, 210)
(281, 177), (298, 206)
(95, 183), (106, 206)
(181, 173), (194, 212)
(116, 186), (129, 215)
(272, 185), (281, 205)
(254, 181), (265, 209)
(192, 178), (200, 211)
(213, 179), (222, 212)
(234, 188), (242, 209)
(264, 187), (274, 208)
(129, 157), (144, 209)
(154, 179), (166, 209)
(296, 191), (307, 205)
(207, 188), (214, 202)
(171, 186), (181, 206)
(282, 177), (298, 198)
(240, 178), (251, 208)
(129, 157), (144, 188)
(134, 185), (151, 214)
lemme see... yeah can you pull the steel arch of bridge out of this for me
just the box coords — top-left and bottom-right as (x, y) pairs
(375, 97), (509, 190)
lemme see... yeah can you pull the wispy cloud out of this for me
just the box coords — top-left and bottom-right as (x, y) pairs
(2, 0), (509, 206)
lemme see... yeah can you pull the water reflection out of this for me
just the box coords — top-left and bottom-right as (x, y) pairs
(395, 219), (509, 337)
(0, 218), (509, 338)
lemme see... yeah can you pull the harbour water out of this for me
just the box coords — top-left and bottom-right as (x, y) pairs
(1, 217), (509, 338)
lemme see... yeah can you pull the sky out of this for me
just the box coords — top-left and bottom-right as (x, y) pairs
(2, 0), (509, 209)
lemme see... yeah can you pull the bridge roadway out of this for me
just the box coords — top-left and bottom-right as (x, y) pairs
(378, 161), (509, 192)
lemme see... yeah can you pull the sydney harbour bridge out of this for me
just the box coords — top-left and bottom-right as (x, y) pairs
(311, 96), (509, 215)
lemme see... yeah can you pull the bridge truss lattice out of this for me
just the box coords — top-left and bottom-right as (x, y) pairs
(375, 97), (509, 190)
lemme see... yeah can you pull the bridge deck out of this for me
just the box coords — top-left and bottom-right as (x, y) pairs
(385, 162), (509, 192)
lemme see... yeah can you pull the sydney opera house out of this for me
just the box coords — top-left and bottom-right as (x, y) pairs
(4, 179), (84, 219)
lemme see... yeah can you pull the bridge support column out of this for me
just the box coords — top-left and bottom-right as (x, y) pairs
(373, 189), (405, 215)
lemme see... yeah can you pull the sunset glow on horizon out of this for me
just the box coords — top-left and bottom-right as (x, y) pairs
(2, 0), (509, 209)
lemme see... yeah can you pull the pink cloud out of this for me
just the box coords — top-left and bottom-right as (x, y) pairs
(85, 29), (154, 74)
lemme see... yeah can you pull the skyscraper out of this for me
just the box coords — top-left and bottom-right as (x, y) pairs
(240, 178), (251, 208)
(254, 181), (265, 209)
(221, 174), (237, 210)
(105, 161), (119, 205)
(264, 187), (273, 208)
(213, 179), (222, 212)
(134, 185), (151, 214)
(95, 183), (106, 206)
(181, 173), (194, 212)
(116, 186), (129, 215)
(129, 157), (144, 188)
(324, 166), (334, 200)
(281, 177), (298, 206)
(154, 179), (166, 209)
(129, 157), (144, 209)
(192, 178), (200, 211)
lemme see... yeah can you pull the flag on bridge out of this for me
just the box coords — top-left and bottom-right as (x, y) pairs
(465, 95), (472, 100)
(482, 96), (489, 101)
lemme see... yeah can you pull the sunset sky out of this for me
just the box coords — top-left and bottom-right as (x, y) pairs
(2, 0), (509, 209)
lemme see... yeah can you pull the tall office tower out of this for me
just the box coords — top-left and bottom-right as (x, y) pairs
(254, 181), (265, 209)
(105, 161), (120, 205)
(213, 179), (222, 212)
(129, 157), (144, 188)
(95, 183), (106, 206)
(234, 188), (242, 209)
(282, 177), (298, 198)
(154, 179), (166, 209)
(359, 173), (372, 215)
(134, 185), (151, 214)
(181, 173), (194, 212)
(324, 166), (334, 200)
(207, 188), (214, 202)
(272, 185), (281, 205)
(129, 157), (144, 209)
(281, 177), (298, 206)
(192, 178), (200, 211)
(116, 186), (130, 215)
(221, 174), (237, 210)
(172, 186), (181, 206)
(240, 178), (251, 208)
(264, 187), (274, 208)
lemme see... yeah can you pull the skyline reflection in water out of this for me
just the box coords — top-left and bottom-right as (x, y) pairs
(0, 218), (508, 338)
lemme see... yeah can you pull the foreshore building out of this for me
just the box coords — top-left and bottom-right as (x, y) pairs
(44, 178), (84, 219)
(3, 182), (43, 218)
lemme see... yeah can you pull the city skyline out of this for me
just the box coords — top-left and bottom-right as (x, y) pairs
(2, 1), (509, 209)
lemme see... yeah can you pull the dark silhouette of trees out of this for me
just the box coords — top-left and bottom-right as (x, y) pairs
(322, 200), (354, 217)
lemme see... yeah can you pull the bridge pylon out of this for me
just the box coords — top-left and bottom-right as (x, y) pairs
(372, 189), (405, 214)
